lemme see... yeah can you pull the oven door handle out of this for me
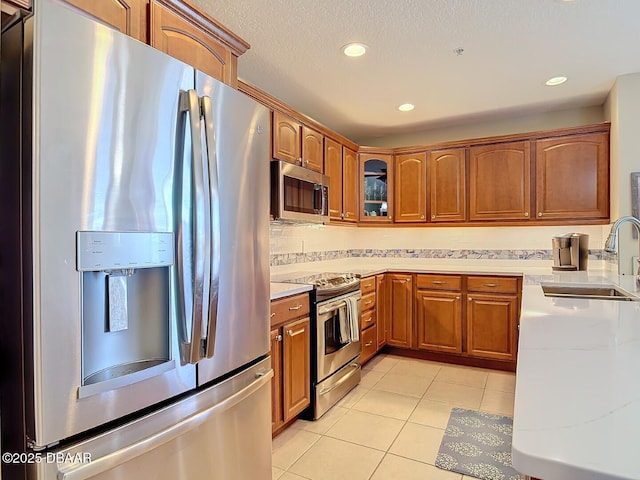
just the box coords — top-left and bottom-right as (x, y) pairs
(317, 300), (348, 316)
(318, 363), (360, 396)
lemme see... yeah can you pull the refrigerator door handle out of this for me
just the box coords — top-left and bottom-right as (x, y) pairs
(57, 370), (273, 480)
(178, 89), (211, 364)
(200, 95), (220, 359)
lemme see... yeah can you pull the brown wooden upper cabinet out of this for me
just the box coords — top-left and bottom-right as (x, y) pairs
(325, 140), (357, 221)
(394, 152), (427, 223)
(343, 147), (359, 222)
(325, 138), (343, 220)
(272, 112), (323, 172)
(535, 132), (609, 220)
(272, 111), (301, 165)
(428, 148), (466, 222)
(469, 141), (531, 221)
(150, 1), (238, 87)
(61, 0), (148, 43)
(360, 153), (393, 222)
(302, 126), (324, 172)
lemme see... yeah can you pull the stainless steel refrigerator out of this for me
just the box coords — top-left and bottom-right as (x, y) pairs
(0, 0), (272, 478)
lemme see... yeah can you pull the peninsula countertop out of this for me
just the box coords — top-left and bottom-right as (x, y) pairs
(512, 271), (640, 480)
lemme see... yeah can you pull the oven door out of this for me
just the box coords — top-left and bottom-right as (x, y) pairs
(316, 291), (361, 382)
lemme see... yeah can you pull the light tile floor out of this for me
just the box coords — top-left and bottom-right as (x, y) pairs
(272, 354), (516, 480)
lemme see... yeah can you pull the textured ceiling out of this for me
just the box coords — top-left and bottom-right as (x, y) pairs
(192, 0), (640, 143)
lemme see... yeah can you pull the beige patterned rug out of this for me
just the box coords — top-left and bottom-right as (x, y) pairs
(435, 408), (524, 480)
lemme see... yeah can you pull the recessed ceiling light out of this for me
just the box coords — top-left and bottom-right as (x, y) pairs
(398, 103), (415, 112)
(342, 43), (367, 57)
(545, 76), (568, 86)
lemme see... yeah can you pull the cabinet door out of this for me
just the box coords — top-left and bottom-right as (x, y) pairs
(272, 111), (301, 165)
(342, 147), (359, 222)
(62, 0), (148, 43)
(376, 274), (388, 349)
(466, 293), (518, 361)
(429, 148), (466, 222)
(469, 141), (531, 220)
(324, 138), (343, 220)
(360, 153), (394, 222)
(270, 328), (283, 433)
(394, 152), (427, 222)
(416, 291), (462, 353)
(302, 126), (323, 172)
(150, 1), (237, 86)
(282, 317), (311, 421)
(387, 274), (413, 348)
(535, 132), (609, 220)
(64, 0), (149, 43)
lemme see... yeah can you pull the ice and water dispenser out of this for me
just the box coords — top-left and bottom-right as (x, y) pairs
(76, 231), (174, 398)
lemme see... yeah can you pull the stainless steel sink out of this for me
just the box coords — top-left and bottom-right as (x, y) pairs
(540, 283), (639, 301)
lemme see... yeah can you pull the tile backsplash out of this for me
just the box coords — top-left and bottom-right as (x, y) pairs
(270, 222), (609, 267)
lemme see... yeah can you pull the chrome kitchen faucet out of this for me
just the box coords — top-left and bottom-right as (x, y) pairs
(604, 216), (640, 280)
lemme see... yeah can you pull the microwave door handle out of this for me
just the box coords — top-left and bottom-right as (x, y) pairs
(313, 183), (322, 214)
(200, 95), (219, 359)
(177, 89), (208, 365)
(321, 185), (328, 216)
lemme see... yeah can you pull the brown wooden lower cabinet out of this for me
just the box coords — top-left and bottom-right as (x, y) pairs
(270, 328), (283, 433)
(466, 293), (518, 361)
(376, 274), (389, 349)
(387, 274), (413, 348)
(374, 273), (521, 370)
(282, 317), (311, 420)
(416, 290), (462, 353)
(270, 294), (311, 435)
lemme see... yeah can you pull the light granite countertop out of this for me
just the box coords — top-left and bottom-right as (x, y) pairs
(270, 258), (640, 479)
(512, 270), (640, 480)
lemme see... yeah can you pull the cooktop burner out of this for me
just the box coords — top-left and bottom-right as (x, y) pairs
(281, 272), (360, 300)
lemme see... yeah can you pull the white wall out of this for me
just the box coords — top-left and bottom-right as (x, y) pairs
(604, 72), (640, 274)
(356, 105), (605, 148)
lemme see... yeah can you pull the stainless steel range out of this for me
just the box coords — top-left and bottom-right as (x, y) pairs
(283, 273), (362, 419)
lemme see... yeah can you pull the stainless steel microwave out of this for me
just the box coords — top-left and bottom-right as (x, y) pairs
(271, 160), (330, 223)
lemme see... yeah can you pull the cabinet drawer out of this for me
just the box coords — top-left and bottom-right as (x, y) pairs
(361, 325), (377, 363)
(360, 308), (376, 330)
(361, 292), (376, 311)
(467, 276), (518, 294)
(416, 274), (462, 291)
(360, 276), (376, 295)
(270, 294), (310, 325)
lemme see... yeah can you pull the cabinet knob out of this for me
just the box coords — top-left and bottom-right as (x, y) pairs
(406, 278), (411, 283)
(270, 312), (276, 318)
(468, 297), (472, 301)
(345, 212), (349, 218)
(538, 212), (543, 217)
(456, 296), (460, 300)
(276, 334), (282, 341)
(388, 215), (392, 220)
(297, 157), (303, 164)
(341, 213), (345, 218)
(421, 215), (425, 219)
(524, 212), (529, 217)
(432, 214), (436, 219)
(365, 341), (373, 347)
(289, 304), (303, 311)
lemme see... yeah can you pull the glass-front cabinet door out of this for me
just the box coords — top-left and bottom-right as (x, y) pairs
(360, 152), (393, 222)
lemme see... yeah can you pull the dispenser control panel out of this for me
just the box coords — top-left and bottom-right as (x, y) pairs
(76, 231), (174, 271)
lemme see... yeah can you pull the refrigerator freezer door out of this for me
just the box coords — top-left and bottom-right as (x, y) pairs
(35, 358), (273, 480)
(23, 0), (197, 447)
(194, 73), (272, 385)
